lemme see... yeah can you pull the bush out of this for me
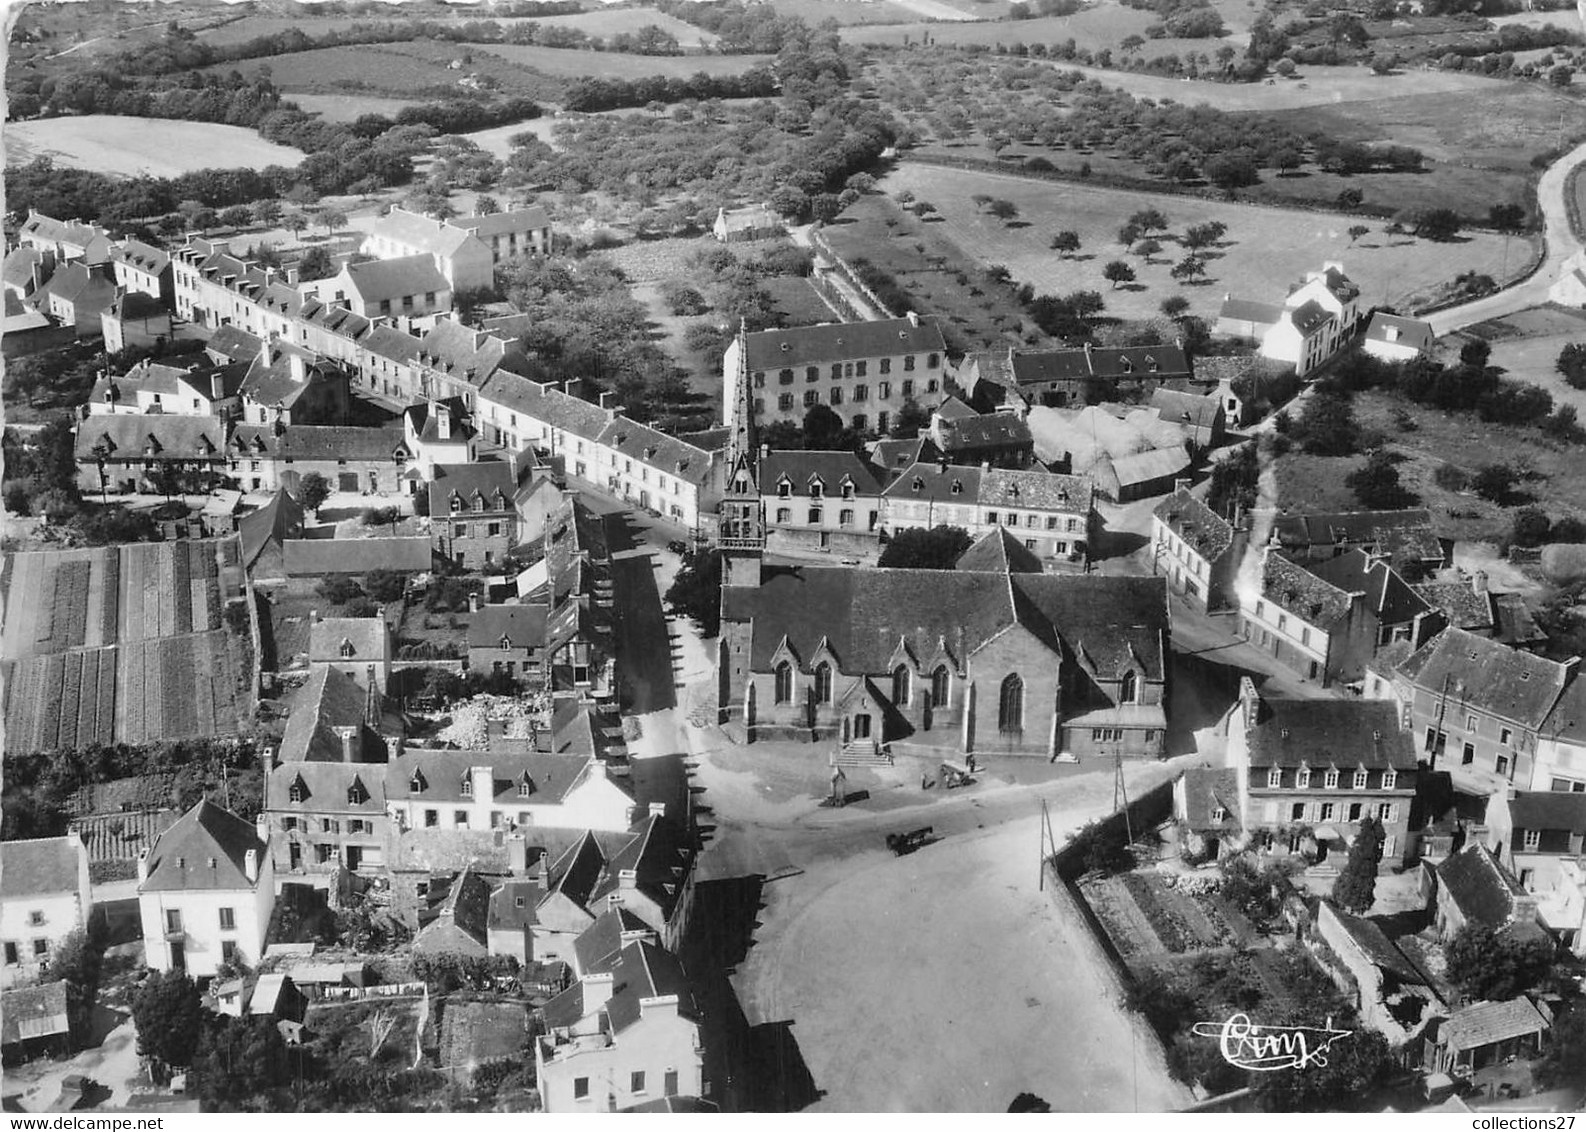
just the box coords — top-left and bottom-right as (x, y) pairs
(1558, 343), (1586, 390)
(1512, 507), (1552, 549)
(1472, 463), (1520, 504)
(660, 282), (709, 316)
(316, 576), (365, 605)
(1432, 462), (1470, 492)
(364, 569), (409, 603)
(1292, 390), (1359, 456)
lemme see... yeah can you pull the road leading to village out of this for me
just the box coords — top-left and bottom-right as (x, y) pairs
(1427, 139), (1586, 336)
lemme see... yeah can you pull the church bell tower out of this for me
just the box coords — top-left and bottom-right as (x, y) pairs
(719, 321), (764, 590)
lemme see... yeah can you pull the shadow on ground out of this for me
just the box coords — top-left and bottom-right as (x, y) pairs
(681, 875), (823, 1111)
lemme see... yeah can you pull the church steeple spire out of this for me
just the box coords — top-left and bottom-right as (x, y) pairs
(719, 320), (764, 587)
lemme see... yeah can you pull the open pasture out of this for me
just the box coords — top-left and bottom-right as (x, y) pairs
(764, 0), (941, 24)
(289, 93), (427, 123)
(4, 116), (305, 177)
(209, 41), (563, 100)
(471, 41), (775, 79)
(513, 7), (721, 47)
(880, 162), (1520, 322)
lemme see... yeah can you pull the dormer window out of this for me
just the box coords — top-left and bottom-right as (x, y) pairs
(1382, 769), (1396, 790)
(500, 634), (513, 651)
(841, 479), (855, 500)
(450, 493), (463, 513)
(473, 495), (484, 513)
(950, 480), (963, 494)
(461, 776), (474, 797)
(410, 770), (427, 793)
(1324, 768), (1339, 789)
(1266, 767), (1282, 788)
(1353, 768), (1369, 790)
(778, 479), (792, 499)
(809, 479), (824, 500)
(518, 773), (534, 798)
(1211, 805), (1226, 822)
(1296, 764), (1311, 789)
(348, 778), (369, 805)
(288, 777), (306, 804)
(912, 476), (924, 492)
(339, 638), (355, 658)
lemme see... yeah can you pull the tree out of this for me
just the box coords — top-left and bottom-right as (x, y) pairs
(1459, 338), (1492, 369)
(365, 569), (409, 603)
(1472, 463), (1519, 504)
(1160, 295), (1190, 320)
(133, 970), (203, 1071)
(1347, 450), (1418, 510)
(295, 245), (336, 282)
(1548, 64), (1573, 86)
(1129, 208), (1168, 233)
(1102, 260), (1136, 290)
(1413, 207), (1462, 242)
(1204, 153), (1260, 193)
(219, 205), (253, 229)
(319, 207), (347, 236)
(1347, 224), (1370, 245)
(663, 547), (722, 637)
(475, 195), (501, 215)
(1050, 230), (1081, 257)
(298, 471), (332, 517)
(47, 926), (101, 1043)
(251, 199), (283, 228)
(191, 1015), (295, 1111)
(1252, 1024), (1390, 1112)
(1331, 815), (1385, 913)
(1170, 256), (1206, 283)
(971, 193), (994, 212)
(284, 210), (309, 239)
(362, 505), (402, 534)
(1133, 237), (1162, 260)
(1445, 921), (1557, 1002)
(878, 525), (973, 570)
(1536, 1006), (1586, 1089)
(1489, 203), (1526, 234)
(1119, 33), (1145, 54)
(1293, 390), (1358, 456)
(1117, 222), (1141, 248)
(987, 199), (1019, 223)
(1556, 343), (1586, 390)
(891, 398), (930, 438)
(1511, 507), (1552, 549)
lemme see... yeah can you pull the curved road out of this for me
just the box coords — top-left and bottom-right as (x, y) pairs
(1427, 138), (1586, 336)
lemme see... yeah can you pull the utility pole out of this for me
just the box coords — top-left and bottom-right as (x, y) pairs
(1114, 745), (1134, 847)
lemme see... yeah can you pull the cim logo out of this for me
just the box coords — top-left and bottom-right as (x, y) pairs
(1191, 1014), (1353, 1072)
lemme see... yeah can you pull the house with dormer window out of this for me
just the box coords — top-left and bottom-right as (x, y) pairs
(74, 413), (229, 496)
(758, 449), (884, 556)
(429, 460), (520, 569)
(1150, 484), (1247, 613)
(467, 603), (551, 686)
(1226, 678), (1417, 865)
(307, 614), (393, 696)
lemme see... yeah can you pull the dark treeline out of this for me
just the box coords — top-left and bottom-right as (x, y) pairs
(651, 0), (827, 54)
(562, 67), (777, 112)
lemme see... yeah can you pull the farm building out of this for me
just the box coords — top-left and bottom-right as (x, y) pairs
(1423, 998), (1551, 1078)
(1313, 902), (1444, 1049)
(1006, 342), (1195, 409)
(1, 982), (70, 1064)
(229, 423), (412, 496)
(1091, 446), (1191, 502)
(282, 536), (434, 578)
(238, 489), (305, 579)
(1147, 388), (1225, 452)
(713, 203), (781, 243)
(0, 836), (92, 989)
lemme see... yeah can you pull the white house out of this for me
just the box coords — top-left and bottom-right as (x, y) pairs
(137, 800), (275, 977)
(1217, 263), (1362, 377)
(361, 206), (495, 293)
(0, 837), (91, 989)
(536, 941), (705, 1112)
(385, 752), (648, 835)
(1362, 313), (1435, 362)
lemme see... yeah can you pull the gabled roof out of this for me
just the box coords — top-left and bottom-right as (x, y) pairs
(1217, 297), (1286, 326)
(596, 416), (715, 486)
(1542, 673), (1586, 745)
(487, 877), (544, 934)
(1436, 842), (1531, 931)
(239, 342), (346, 411)
(344, 255), (449, 304)
(1365, 312), (1434, 353)
(604, 940), (697, 1034)
(75, 413), (226, 462)
(742, 317), (945, 372)
(1394, 628), (1570, 729)
(233, 424), (408, 462)
(456, 206), (551, 239)
(387, 749), (625, 809)
(466, 604), (550, 650)
(415, 865), (492, 950)
(1507, 791), (1586, 836)
(106, 290), (168, 322)
(1286, 299), (1333, 335)
(1009, 343), (1192, 385)
(1323, 903), (1430, 986)
(1412, 580), (1494, 635)
(267, 759), (386, 815)
(1, 982), (68, 1046)
(1149, 387), (1224, 431)
(428, 460), (517, 515)
(282, 537), (433, 576)
(109, 239), (170, 276)
(206, 324), (264, 363)
(955, 527), (1045, 575)
(1105, 446), (1191, 488)
(277, 665), (384, 765)
(1308, 548), (1431, 627)
(366, 207), (479, 259)
(937, 411), (1034, 454)
(3, 245), (48, 290)
(1262, 551), (1354, 629)
(1440, 998), (1549, 1053)
(0, 837), (83, 899)
(404, 399), (476, 446)
(140, 799), (266, 893)
(415, 317), (528, 388)
(1274, 508), (1442, 566)
(21, 212), (109, 255)
(1180, 767), (1241, 834)
(37, 261), (117, 313)
(761, 449), (882, 498)
(546, 831), (608, 909)
(1245, 697), (1417, 770)
(1153, 487), (1235, 562)
(572, 906), (653, 976)
(309, 616), (389, 666)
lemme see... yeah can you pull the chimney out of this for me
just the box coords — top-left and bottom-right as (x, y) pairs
(588, 761), (607, 780)
(1473, 570), (1488, 595)
(1174, 477), (1191, 495)
(470, 765), (493, 801)
(468, 592), (481, 614)
(937, 457), (948, 474)
(980, 461), (990, 473)
(384, 735), (403, 761)
(255, 813), (271, 847)
(137, 848), (150, 885)
(244, 848), (259, 884)
(507, 833), (529, 876)
(434, 402), (451, 441)
(906, 310), (919, 328)
(1239, 676), (1260, 731)
(335, 725), (358, 763)
(617, 867), (639, 892)
(261, 746), (277, 773)
(287, 351), (308, 383)
(536, 851), (550, 888)
(582, 971), (616, 1014)
(759, 443), (769, 461)
(649, 801), (667, 819)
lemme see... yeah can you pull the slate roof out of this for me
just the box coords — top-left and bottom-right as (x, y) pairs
(1149, 388), (1223, 431)
(604, 941), (697, 1034)
(1274, 509), (1441, 562)
(0, 837), (83, 899)
(1180, 767), (1242, 834)
(1287, 299), (1333, 335)
(297, 297), (376, 345)
(415, 318), (528, 388)
(277, 666), (382, 765)
(1218, 298), (1286, 326)
(416, 865), (492, 950)
(1262, 551), (1353, 629)
(37, 262), (117, 314)
(206, 324), (264, 363)
(1009, 344), (1192, 385)
(467, 604), (550, 650)
(106, 290), (168, 322)
(267, 759), (386, 817)
(547, 831), (608, 910)
(239, 489), (305, 570)
(597, 417), (715, 486)
(714, 202), (779, 233)
(1436, 842), (1530, 931)
(761, 450), (883, 498)
(1365, 313), (1435, 353)
(309, 617), (390, 666)
(625, 754), (689, 825)
(1440, 998), (1549, 1053)
(1153, 487), (1235, 562)
(109, 239), (170, 277)
(1308, 548), (1432, 627)
(20, 212), (109, 255)
(1324, 904), (1429, 986)
(937, 411), (1034, 455)
(283, 537), (433, 576)
(1246, 698), (1416, 770)
(239, 343), (345, 411)
(1413, 580), (1494, 635)
(344, 255), (449, 303)
(363, 324), (425, 366)
(457, 206), (551, 239)
(429, 461), (516, 516)
(1508, 791), (1586, 835)
(75, 414), (227, 462)
(1106, 446), (1191, 489)
(721, 568), (1167, 681)
(140, 799), (267, 893)
(1542, 674), (1586, 745)
(232, 424), (408, 462)
(4, 245), (48, 291)
(868, 437), (939, 478)
(1, 982), (69, 1045)
(1394, 628), (1570, 729)
(573, 907), (653, 976)
(882, 461), (1091, 512)
(478, 371), (611, 437)
(405, 399), (477, 446)
(741, 317), (945, 371)
(366, 207), (478, 258)
(487, 877), (544, 934)
(388, 750), (622, 809)
(955, 527), (1046, 575)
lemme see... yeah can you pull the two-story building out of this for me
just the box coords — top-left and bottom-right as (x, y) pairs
(880, 461), (1095, 571)
(1226, 678), (1417, 864)
(723, 315), (948, 435)
(1380, 628), (1575, 797)
(75, 413), (229, 497)
(1485, 791), (1586, 929)
(361, 206), (495, 292)
(332, 255), (453, 322)
(385, 752), (645, 837)
(1005, 342), (1195, 409)
(1217, 263), (1361, 377)
(0, 837), (91, 989)
(467, 603), (550, 687)
(107, 239), (174, 307)
(308, 615), (393, 696)
(1362, 313), (1435, 362)
(228, 423), (413, 496)
(137, 800), (275, 977)
(1150, 485), (1246, 613)
(759, 448), (884, 555)
(18, 212), (112, 266)
(403, 399), (478, 480)
(87, 357), (246, 420)
(237, 339), (353, 428)
(927, 399), (1034, 469)
(430, 461), (520, 570)
(457, 206), (553, 264)
(1273, 508), (1444, 580)
(100, 288), (174, 353)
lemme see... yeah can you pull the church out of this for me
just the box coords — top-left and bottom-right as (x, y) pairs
(714, 331), (1173, 762)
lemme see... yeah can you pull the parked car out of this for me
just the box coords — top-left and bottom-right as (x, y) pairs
(666, 539), (689, 555)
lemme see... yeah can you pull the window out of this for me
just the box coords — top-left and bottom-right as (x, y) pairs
(987, 511), (999, 525)
(880, 358), (892, 375)
(1462, 742), (1475, 765)
(830, 364), (842, 379)
(1320, 802), (1335, 822)
(454, 810), (469, 828)
(424, 809), (439, 828)
(1047, 516), (1059, 530)
(1381, 769), (1396, 790)
(1291, 802), (1306, 821)
(932, 665), (950, 708)
(1383, 835), (1396, 857)
(2, 943), (16, 965)
(1378, 802), (1396, 822)
(998, 674), (1023, 734)
(461, 777), (474, 797)
(804, 391), (818, 407)
(806, 367), (818, 382)
(1524, 829), (1541, 851)
(856, 361), (867, 377)
(839, 508), (854, 527)
(1296, 765), (1311, 789)
(774, 662), (794, 704)
(879, 382), (891, 400)
(1119, 670), (1137, 705)
(814, 662), (832, 704)
(776, 507), (791, 523)
(574, 1078), (590, 1101)
(219, 908), (236, 931)
(1466, 714), (1478, 731)
(779, 369), (794, 385)
(1496, 754), (1510, 777)
(1211, 805), (1226, 822)
(1300, 627), (1311, 647)
(901, 378), (913, 397)
(1267, 767), (1282, 788)
(928, 353), (940, 369)
(166, 909), (183, 933)
(903, 355), (916, 371)
(1348, 802), (1362, 822)
(1005, 513), (1019, 528)
(1353, 768), (1369, 789)
(27, 911), (44, 927)
(830, 388), (843, 406)
(892, 665), (911, 707)
(1501, 727), (1512, 745)
(631, 1071), (647, 1094)
(1324, 768), (1339, 788)
(1255, 601), (1265, 619)
(807, 507), (822, 525)
(1277, 614), (1288, 633)
(778, 393), (794, 411)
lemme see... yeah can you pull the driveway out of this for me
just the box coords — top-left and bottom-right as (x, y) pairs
(1428, 139), (1586, 335)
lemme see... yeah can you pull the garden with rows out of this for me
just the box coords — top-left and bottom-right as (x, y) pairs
(1, 540), (255, 751)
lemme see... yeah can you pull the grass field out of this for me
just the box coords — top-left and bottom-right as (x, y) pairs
(4, 115), (305, 176)
(288, 93), (425, 123)
(515, 7), (721, 47)
(765, 0), (945, 23)
(880, 162), (1523, 322)
(211, 41), (566, 100)
(471, 41), (774, 78)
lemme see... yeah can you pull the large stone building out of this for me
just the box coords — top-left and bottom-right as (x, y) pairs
(0, 837), (91, 990)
